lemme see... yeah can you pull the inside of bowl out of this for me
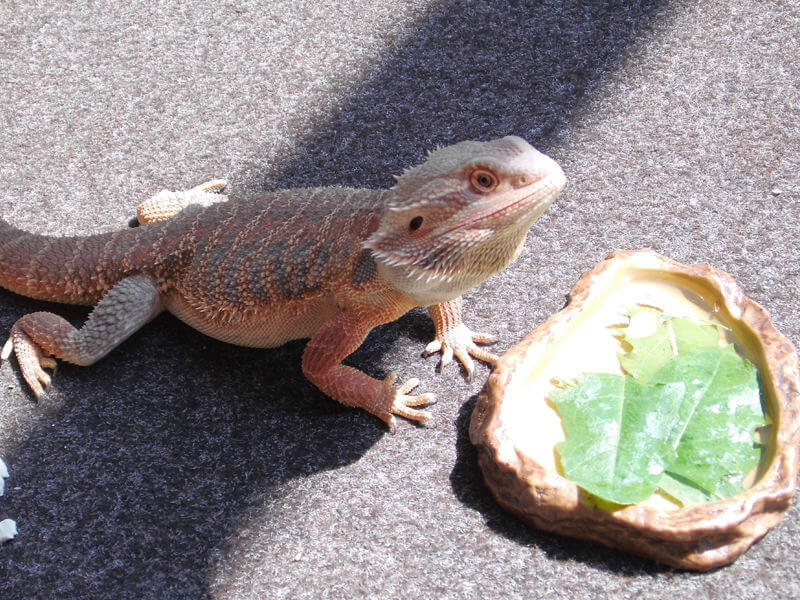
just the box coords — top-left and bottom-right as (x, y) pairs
(499, 262), (771, 511)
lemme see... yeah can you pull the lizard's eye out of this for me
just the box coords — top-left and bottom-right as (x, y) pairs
(470, 169), (498, 193)
(409, 216), (424, 231)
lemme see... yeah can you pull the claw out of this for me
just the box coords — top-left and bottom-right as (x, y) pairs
(469, 346), (499, 366)
(425, 322), (499, 378)
(439, 345), (454, 370)
(396, 377), (420, 395)
(452, 347), (475, 380)
(7, 326), (57, 400)
(376, 373), (436, 430)
(472, 332), (499, 344)
(386, 415), (397, 434)
(423, 339), (442, 356)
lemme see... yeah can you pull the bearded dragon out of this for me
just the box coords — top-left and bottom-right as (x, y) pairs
(0, 136), (565, 429)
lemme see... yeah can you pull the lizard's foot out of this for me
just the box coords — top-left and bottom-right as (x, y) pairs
(376, 373), (436, 433)
(423, 323), (499, 380)
(136, 178), (229, 224)
(1, 326), (57, 400)
(193, 179), (228, 195)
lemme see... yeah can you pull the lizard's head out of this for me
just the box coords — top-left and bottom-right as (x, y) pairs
(364, 136), (566, 305)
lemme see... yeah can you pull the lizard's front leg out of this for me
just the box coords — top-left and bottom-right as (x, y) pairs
(302, 311), (436, 431)
(423, 296), (499, 380)
(1, 276), (163, 398)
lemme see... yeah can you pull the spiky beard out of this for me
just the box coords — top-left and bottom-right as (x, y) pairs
(367, 225), (526, 287)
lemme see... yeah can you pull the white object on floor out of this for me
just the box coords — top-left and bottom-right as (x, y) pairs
(0, 518), (16, 543)
(0, 457), (8, 497)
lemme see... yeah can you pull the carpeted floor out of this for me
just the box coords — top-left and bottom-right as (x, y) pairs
(0, 1), (798, 598)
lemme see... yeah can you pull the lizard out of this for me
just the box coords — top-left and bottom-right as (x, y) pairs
(0, 136), (565, 430)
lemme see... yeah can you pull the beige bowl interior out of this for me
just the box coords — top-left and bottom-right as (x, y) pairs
(503, 258), (770, 509)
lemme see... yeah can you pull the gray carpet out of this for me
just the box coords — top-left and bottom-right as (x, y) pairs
(0, 1), (798, 598)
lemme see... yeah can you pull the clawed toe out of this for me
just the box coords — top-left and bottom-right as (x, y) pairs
(39, 356), (58, 371)
(396, 377), (420, 394)
(425, 323), (499, 378)
(376, 374), (437, 431)
(390, 404), (434, 426)
(468, 346), (499, 366)
(136, 178), (229, 224)
(471, 332), (499, 344)
(403, 392), (436, 408)
(423, 340), (442, 356)
(3, 328), (57, 400)
(452, 347), (475, 380)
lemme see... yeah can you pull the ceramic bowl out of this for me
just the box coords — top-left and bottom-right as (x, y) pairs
(470, 249), (800, 570)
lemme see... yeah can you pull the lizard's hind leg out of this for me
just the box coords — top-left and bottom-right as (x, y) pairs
(1, 276), (163, 398)
(136, 179), (228, 224)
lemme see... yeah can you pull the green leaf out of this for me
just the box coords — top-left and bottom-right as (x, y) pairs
(653, 345), (763, 497)
(657, 472), (715, 505)
(551, 307), (766, 507)
(670, 317), (722, 353)
(552, 373), (685, 505)
(617, 308), (674, 382)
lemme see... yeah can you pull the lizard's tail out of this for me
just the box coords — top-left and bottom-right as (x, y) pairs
(0, 217), (145, 306)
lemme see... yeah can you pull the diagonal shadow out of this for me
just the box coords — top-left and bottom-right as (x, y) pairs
(241, 0), (668, 193)
(0, 304), (388, 599)
(0, 1), (670, 598)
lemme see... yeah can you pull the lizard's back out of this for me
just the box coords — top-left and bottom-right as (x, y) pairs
(164, 187), (386, 346)
(0, 187), (387, 346)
